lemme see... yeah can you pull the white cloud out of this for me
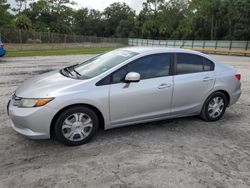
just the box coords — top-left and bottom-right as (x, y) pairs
(74, 0), (145, 13)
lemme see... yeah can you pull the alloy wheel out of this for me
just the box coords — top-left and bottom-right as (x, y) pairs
(62, 113), (93, 142)
(207, 97), (225, 119)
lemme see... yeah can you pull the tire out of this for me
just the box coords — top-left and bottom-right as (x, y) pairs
(54, 106), (99, 146)
(200, 92), (228, 122)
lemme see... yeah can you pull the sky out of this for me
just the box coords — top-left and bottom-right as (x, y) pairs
(75, 0), (145, 13)
(8, 0), (146, 13)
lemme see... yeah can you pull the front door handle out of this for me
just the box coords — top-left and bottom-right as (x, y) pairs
(158, 83), (172, 89)
(203, 77), (214, 82)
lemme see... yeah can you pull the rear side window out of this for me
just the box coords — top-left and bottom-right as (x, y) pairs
(112, 53), (171, 83)
(203, 58), (214, 71)
(176, 53), (203, 74)
(176, 53), (214, 74)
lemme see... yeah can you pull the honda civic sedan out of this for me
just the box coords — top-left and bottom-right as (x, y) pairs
(8, 47), (241, 146)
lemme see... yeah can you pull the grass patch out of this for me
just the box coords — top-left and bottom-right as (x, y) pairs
(5, 47), (116, 57)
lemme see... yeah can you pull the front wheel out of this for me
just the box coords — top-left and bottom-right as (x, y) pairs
(200, 92), (227, 121)
(54, 106), (99, 146)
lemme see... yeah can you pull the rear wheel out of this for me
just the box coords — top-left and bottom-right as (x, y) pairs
(54, 106), (99, 146)
(200, 92), (227, 121)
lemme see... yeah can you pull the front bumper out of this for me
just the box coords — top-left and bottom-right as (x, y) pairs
(8, 99), (58, 139)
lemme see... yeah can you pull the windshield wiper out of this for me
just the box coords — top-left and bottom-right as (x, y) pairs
(64, 67), (74, 76)
(72, 69), (82, 77)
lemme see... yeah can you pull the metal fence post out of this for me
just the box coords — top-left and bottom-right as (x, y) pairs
(39, 32), (42, 42)
(203, 40), (205, 49)
(19, 29), (22, 50)
(229, 40), (232, 50)
(245, 41), (249, 51)
(215, 40), (218, 49)
(174, 40), (176, 47)
(192, 40), (194, 48)
(166, 40), (168, 47)
(64, 34), (66, 43)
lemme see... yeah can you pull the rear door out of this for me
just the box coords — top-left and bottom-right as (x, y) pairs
(171, 53), (215, 115)
(109, 53), (174, 127)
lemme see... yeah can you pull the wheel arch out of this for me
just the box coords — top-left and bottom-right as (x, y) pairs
(214, 90), (230, 106)
(201, 89), (231, 114)
(50, 103), (105, 138)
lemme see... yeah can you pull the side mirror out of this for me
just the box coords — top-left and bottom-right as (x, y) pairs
(124, 72), (140, 83)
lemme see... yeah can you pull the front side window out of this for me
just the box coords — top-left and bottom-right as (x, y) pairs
(112, 53), (171, 83)
(73, 50), (138, 79)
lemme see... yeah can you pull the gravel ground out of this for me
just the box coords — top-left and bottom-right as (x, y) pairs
(0, 54), (250, 188)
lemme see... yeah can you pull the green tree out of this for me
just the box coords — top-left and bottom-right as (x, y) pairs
(24, 0), (75, 33)
(15, 14), (32, 29)
(0, 0), (14, 29)
(138, 0), (187, 39)
(137, 0), (163, 38)
(116, 18), (136, 38)
(73, 8), (104, 36)
(172, 0), (222, 40)
(2, 0), (250, 40)
(103, 2), (135, 37)
(225, 0), (250, 40)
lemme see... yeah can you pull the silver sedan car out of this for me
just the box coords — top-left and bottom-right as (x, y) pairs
(8, 47), (241, 146)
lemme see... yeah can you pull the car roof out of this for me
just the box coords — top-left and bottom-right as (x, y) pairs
(120, 46), (218, 63)
(121, 46), (206, 56)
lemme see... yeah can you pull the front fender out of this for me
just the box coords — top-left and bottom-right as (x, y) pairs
(46, 86), (111, 129)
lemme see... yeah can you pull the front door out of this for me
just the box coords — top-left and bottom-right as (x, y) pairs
(109, 53), (174, 127)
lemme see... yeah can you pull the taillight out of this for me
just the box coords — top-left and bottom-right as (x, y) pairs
(235, 74), (241, 81)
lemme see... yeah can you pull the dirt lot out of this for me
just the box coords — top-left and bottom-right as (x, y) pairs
(0, 54), (250, 188)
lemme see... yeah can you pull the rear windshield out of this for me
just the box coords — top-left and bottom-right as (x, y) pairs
(73, 50), (138, 79)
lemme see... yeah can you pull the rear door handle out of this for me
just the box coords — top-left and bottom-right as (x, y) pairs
(203, 77), (214, 82)
(158, 83), (172, 89)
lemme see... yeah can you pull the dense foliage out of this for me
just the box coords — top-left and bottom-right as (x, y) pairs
(0, 0), (249, 40)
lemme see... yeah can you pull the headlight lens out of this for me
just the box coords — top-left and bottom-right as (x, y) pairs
(18, 98), (54, 108)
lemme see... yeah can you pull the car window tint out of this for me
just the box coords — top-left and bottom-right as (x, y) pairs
(112, 54), (171, 83)
(112, 66), (127, 84)
(127, 54), (170, 80)
(203, 58), (214, 71)
(176, 53), (203, 74)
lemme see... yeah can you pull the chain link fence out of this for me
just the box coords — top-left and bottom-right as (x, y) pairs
(1, 29), (250, 56)
(129, 38), (250, 56)
(0, 29), (128, 51)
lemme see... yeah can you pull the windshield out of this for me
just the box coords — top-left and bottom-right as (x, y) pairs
(72, 50), (138, 79)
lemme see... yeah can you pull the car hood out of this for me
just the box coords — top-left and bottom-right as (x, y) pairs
(15, 70), (89, 98)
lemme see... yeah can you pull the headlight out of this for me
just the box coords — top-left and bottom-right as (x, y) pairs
(18, 98), (54, 108)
